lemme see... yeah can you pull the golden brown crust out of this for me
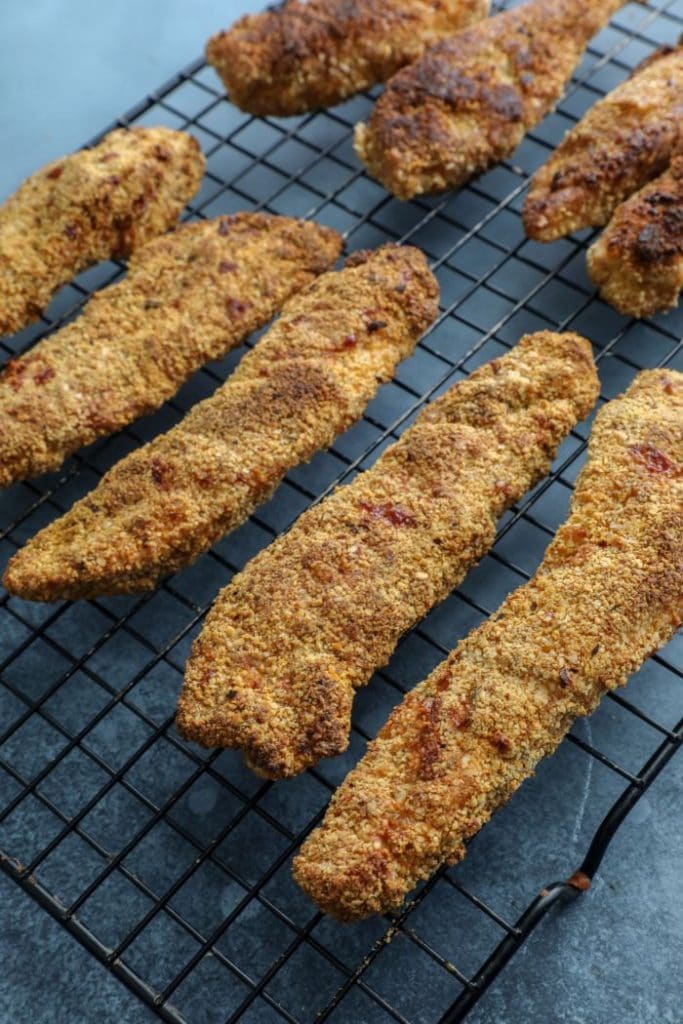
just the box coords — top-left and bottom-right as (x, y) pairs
(294, 370), (683, 921)
(177, 331), (598, 777)
(524, 46), (683, 241)
(0, 214), (341, 488)
(3, 244), (437, 600)
(354, 0), (627, 199)
(0, 127), (205, 337)
(587, 155), (683, 318)
(206, 0), (489, 116)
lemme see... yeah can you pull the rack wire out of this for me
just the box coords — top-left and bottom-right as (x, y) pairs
(1, 2), (683, 1021)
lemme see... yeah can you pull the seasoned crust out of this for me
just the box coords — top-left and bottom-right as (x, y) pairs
(524, 45), (683, 241)
(177, 331), (598, 778)
(4, 244), (438, 600)
(0, 127), (205, 336)
(294, 370), (683, 921)
(0, 214), (341, 488)
(587, 155), (683, 318)
(354, 0), (626, 199)
(206, 0), (489, 116)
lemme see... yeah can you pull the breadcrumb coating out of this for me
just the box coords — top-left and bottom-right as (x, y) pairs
(354, 0), (627, 199)
(3, 245), (437, 600)
(294, 369), (683, 921)
(587, 155), (683, 318)
(0, 127), (205, 337)
(524, 45), (683, 241)
(178, 331), (598, 778)
(0, 214), (341, 489)
(206, 0), (489, 117)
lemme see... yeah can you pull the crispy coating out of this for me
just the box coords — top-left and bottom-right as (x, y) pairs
(0, 127), (205, 337)
(587, 155), (683, 318)
(354, 0), (627, 199)
(294, 369), (683, 921)
(524, 46), (683, 241)
(0, 214), (341, 489)
(4, 245), (437, 601)
(177, 331), (599, 778)
(206, 0), (489, 117)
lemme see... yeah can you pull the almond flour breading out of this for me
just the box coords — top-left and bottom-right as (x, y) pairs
(524, 46), (683, 241)
(294, 370), (683, 921)
(3, 244), (437, 600)
(354, 0), (627, 199)
(206, 0), (489, 117)
(0, 127), (205, 337)
(177, 332), (598, 778)
(0, 214), (341, 489)
(587, 155), (683, 318)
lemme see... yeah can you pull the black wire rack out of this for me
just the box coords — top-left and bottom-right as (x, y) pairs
(2, 2), (683, 1021)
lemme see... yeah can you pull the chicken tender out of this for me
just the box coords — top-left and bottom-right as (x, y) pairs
(355, 0), (627, 199)
(0, 214), (341, 489)
(524, 45), (683, 241)
(294, 370), (683, 921)
(206, 0), (489, 117)
(3, 245), (437, 600)
(0, 127), (205, 336)
(177, 332), (598, 778)
(587, 155), (683, 318)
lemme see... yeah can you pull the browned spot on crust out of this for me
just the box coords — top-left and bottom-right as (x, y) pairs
(416, 695), (443, 780)
(629, 443), (682, 476)
(359, 501), (416, 526)
(226, 296), (253, 316)
(492, 733), (513, 756)
(33, 366), (55, 386)
(150, 458), (172, 490)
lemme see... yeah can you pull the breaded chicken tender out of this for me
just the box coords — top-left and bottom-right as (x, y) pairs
(355, 0), (627, 199)
(206, 0), (489, 117)
(0, 127), (205, 336)
(177, 332), (598, 778)
(3, 245), (437, 600)
(524, 45), (683, 241)
(294, 370), (683, 921)
(0, 214), (341, 488)
(587, 155), (683, 318)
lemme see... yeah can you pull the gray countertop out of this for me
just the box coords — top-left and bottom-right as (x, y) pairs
(1, 2), (681, 1022)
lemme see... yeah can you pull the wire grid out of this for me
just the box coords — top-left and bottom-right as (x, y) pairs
(1, 2), (683, 1021)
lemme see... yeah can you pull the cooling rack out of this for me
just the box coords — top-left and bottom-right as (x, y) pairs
(1, 2), (683, 1021)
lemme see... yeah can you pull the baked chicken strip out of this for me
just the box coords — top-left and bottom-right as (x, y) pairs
(294, 369), (683, 921)
(0, 213), (341, 488)
(0, 127), (205, 337)
(355, 0), (627, 199)
(177, 332), (598, 778)
(3, 245), (438, 600)
(524, 45), (683, 241)
(587, 154), (683, 318)
(206, 0), (490, 117)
